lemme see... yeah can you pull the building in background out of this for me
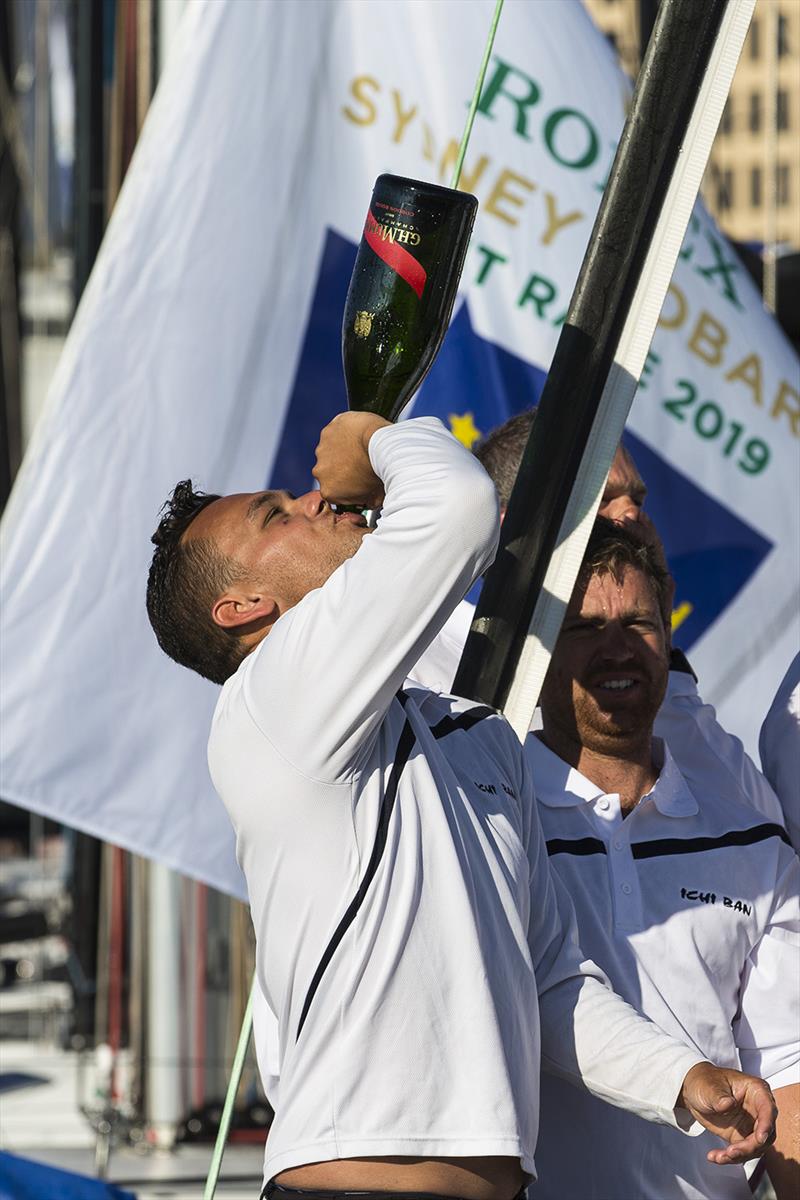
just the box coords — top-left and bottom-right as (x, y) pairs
(584, 0), (800, 252)
(584, 0), (644, 78)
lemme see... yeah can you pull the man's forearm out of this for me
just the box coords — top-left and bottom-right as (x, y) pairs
(539, 969), (703, 1128)
(540, 973), (777, 1161)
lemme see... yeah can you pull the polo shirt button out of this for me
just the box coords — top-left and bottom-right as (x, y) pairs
(621, 883), (632, 895)
(614, 840), (623, 851)
(598, 798), (610, 810)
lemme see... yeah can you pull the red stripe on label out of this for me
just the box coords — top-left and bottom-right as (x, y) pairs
(363, 211), (427, 300)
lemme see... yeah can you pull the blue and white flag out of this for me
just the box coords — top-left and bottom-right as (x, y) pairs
(1, 0), (797, 898)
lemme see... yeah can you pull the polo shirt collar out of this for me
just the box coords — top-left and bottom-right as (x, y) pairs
(648, 739), (700, 817)
(528, 734), (700, 817)
(527, 736), (606, 808)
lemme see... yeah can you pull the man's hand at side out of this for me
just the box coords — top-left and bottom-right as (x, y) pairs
(313, 412), (390, 508)
(678, 1062), (778, 1164)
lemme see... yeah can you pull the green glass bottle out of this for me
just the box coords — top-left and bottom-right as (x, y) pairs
(342, 175), (478, 421)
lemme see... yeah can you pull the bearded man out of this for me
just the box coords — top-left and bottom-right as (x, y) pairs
(529, 518), (799, 1200)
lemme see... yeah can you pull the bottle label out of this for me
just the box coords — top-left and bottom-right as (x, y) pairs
(363, 210), (427, 299)
(353, 311), (373, 337)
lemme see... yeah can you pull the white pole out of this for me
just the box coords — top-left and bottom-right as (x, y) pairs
(146, 860), (184, 1149)
(156, 0), (188, 80)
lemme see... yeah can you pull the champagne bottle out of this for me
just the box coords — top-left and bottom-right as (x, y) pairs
(342, 174), (478, 421)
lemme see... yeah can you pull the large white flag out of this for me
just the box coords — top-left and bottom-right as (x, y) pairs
(2, 0), (797, 900)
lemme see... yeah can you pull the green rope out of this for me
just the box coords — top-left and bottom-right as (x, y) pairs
(450, 0), (505, 190)
(203, 979), (256, 1200)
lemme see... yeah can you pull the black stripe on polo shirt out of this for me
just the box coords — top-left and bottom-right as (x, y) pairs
(631, 822), (790, 861)
(295, 693), (415, 1043)
(430, 705), (497, 739)
(546, 837), (608, 858)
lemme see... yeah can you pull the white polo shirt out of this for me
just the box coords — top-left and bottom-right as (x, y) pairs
(528, 734), (800, 1200)
(208, 419), (704, 1185)
(656, 669), (786, 835)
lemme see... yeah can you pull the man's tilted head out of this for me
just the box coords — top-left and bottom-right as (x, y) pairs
(147, 480), (246, 684)
(540, 518), (671, 762)
(147, 479), (369, 684)
(474, 410), (537, 510)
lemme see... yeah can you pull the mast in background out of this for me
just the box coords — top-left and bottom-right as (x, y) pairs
(762, 0), (778, 312)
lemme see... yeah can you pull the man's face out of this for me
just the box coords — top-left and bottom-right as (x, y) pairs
(600, 446), (647, 522)
(186, 488), (370, 615)
(540, 563), (669, 757)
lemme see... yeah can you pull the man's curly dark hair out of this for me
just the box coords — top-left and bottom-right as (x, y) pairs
(146, 480), (249, 685)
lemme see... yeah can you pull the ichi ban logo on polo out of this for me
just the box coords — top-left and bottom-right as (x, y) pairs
(680, 887), (752, 915)
(363, 210), (427, 299)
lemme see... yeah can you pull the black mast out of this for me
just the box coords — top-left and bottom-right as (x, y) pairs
(454, 0), (745, 716)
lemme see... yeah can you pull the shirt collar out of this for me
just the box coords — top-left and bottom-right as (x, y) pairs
(526, 736), (607, 808)
(647, 739), (700, 817)
(527, 734), (699, 817)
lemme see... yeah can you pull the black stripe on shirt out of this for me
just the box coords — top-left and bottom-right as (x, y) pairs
(430, 705), (497, 739)
(546, 837), (608, 858)
(295, 694), (416, 1042)
(631, 822), (790, 861)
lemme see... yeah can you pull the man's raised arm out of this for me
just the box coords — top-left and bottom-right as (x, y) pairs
(236, 414), (499, 782)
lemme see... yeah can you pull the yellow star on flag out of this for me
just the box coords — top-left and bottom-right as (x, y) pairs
(448, 411), (482, 449)
(671, 601), (694, 633)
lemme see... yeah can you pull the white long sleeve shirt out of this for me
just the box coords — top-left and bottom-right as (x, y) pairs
(208, 419), (703, 1183)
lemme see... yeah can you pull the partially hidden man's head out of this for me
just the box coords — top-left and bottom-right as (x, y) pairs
(474, 409), (647, 521)
(146, 480), (369, 684)
(540, 518), (671, 759)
